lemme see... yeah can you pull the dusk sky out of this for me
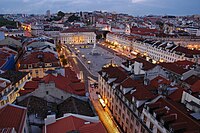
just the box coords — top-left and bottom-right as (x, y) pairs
(0, 0), (200, 16)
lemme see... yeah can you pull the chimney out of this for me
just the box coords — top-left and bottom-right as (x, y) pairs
(45, 115), (56, 125)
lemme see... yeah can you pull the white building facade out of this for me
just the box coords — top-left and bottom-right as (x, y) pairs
(59, 28), (96, 44)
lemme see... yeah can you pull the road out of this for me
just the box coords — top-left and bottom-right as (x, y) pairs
(61, 44), (121, 133)
(88, 79), (121, 133)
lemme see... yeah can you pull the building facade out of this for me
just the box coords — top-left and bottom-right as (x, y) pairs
(106, 32), (200, 64)
(59, 28), (96, 44)
(98, 64), (154, 133)
(0, 70), (30, 107)
(18, 51), (60, 78)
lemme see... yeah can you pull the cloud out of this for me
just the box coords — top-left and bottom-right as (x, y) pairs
(0, 0), (199, 15)
(131, 0), (146, 3)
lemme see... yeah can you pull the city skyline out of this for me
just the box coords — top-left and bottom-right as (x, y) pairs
(0, 0), (200, 16)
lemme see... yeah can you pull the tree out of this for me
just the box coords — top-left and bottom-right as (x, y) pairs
(57, 11), (65, 17)
(0, 17), (17, 28)
(67, 14), (80, 22)
(156, 20), (164, 31)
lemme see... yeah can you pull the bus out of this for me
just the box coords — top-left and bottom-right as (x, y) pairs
(97, 94), (106, 108)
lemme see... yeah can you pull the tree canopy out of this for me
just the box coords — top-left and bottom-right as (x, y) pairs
(0, 17), (17, 28)
(57, 11), (65, 17)
(67, 14), (80, 22)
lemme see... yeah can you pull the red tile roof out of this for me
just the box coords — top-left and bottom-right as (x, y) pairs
(19, 81), (39, 95)
(184, 75), (200, 86)
(20, 51), (59, 66)
(131, 27), (159, 36)
(99, 65), (128, 82)
(150, 76), (170, 88)
(132, 85), (156, 100)
(0, 104), (27, 133)
(24, 81), (39, 89)
(61, 28), (95, 33)
(19, 89), (35, 96)
(121, 77), (143, 88)
(174, 60), (195, 66)
(46, 116), (107, 133)
(147, 98), (200, 132)
(168, 87), (184, 102)
(159, 62), (190, 75)
(122, 77), (155, 101)
(131, 58), (156, 70)
(191, 80), (200, 92)
(42, 74), (85, 96)
(174, 46), (200, 57)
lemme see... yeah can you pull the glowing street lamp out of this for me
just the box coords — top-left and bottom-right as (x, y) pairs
(87, 60), (91, 64)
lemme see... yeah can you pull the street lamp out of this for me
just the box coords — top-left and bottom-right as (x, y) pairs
(87, 60), (91, 64)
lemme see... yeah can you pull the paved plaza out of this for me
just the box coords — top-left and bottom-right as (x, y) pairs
(69, 44), (125, 77)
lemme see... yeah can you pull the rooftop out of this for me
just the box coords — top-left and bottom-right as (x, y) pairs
(0, 104), (27, 133)
(42, 74), (85, 96)
(146, 98), (200, 132)
(61, 28), (95, 33)
(57, 97), (95, 118)
(0, 70), (29, 85)
(45, 115), (107, 133)
(18, 96), (95, 119)
(19, 51), (60, 68)
(159, 62), (191, 75)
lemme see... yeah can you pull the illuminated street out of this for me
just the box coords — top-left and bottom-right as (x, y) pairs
(88, 79), (121, 133)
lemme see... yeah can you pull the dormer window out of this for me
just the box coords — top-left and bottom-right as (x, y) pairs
(28, 64), (32, 68)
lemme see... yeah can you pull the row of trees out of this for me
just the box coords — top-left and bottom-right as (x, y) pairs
(0, 17), (17, 28)
(47, 11), (80, 23)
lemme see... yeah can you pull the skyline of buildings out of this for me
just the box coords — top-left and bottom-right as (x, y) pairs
(0, 0), (200, 16)
(0, 7), (200, 133)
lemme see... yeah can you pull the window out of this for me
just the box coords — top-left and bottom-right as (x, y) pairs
(115, 105), (118, 110)
(120, 101), (122, 106)
(126, 118), (128, 124)
(127, 110), (130, 116)
(143, 115), (147, 124)
(131, 114), (134, 121)
(135, 129), (138, 133)
(122, 113), (125, 120)
(46, 91), (49, 95)
(119, 109), (121, 115)
(35, 70), (38, 74)
(136, 120), (139, 126)
(157, 129), (162, 133)
(150, 122), (154, 130)
(123, 104), (125, 110)
(141, 127), (145, 133)
(28, 64), (32, 68)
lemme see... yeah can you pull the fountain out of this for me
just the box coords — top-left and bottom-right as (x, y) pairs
(90, 43), (100, 55)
